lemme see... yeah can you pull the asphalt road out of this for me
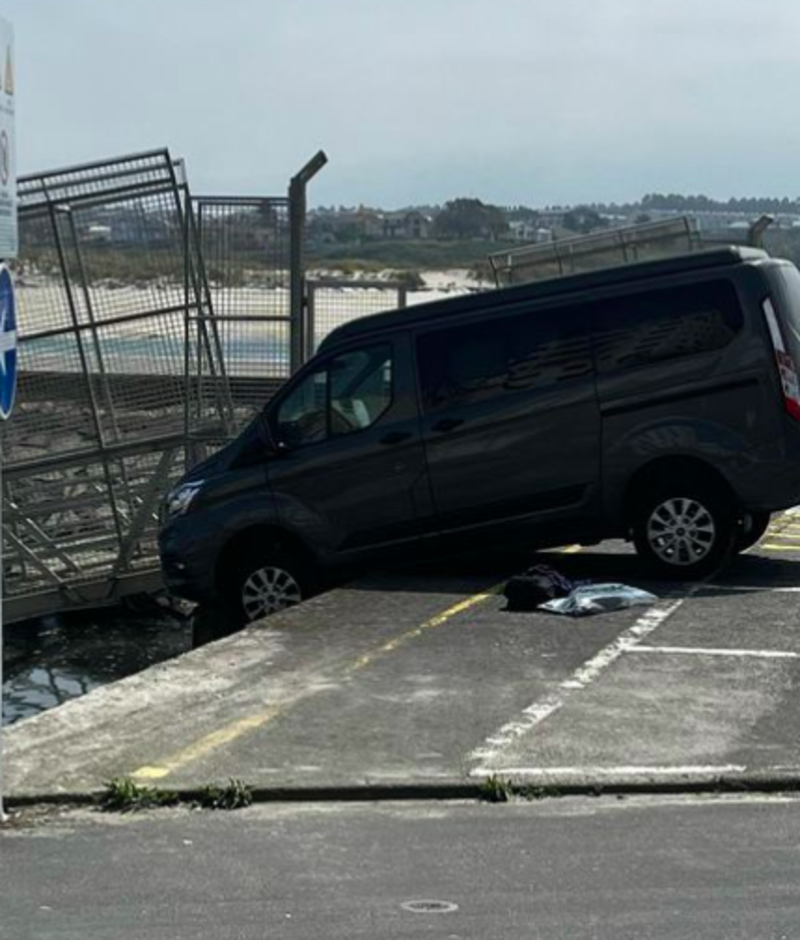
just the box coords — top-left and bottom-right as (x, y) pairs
(2, 795), (800, 939)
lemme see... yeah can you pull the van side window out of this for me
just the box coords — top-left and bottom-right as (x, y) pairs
(417, 311), (592, 411)
(593, 281), (744, 374)
(277, 345), (393, 446)
(276, 368), (328, 447)
(330, 346), (393, 436)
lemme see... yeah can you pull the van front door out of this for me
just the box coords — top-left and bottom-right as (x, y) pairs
(267, 333), (431, 561)
(416, 306), (601, 544)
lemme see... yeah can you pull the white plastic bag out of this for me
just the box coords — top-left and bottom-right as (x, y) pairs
(539, 583), (658, 617)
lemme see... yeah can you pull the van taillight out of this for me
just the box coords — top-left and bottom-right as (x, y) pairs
(763, 298), (800, 421)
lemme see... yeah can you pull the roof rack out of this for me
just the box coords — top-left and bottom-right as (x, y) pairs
(489, 216), (704, 287)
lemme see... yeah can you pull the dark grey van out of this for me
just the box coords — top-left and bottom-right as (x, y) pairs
(159, 247), (800, 624)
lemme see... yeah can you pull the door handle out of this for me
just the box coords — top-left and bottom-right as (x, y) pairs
(379, 431), (412, 445)
(431, 417), (465, 433)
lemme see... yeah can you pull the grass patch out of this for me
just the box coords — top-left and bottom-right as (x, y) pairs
(308, 239), (501, 271)
(101, 777), (179, 812)
(478, 776), (570, 803)
(478, 774), (514, 803)
(196, 779), (253, 810)
(101, 777), (254, 812)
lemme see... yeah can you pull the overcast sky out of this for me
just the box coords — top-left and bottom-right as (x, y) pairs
(4, 0), (800, 208)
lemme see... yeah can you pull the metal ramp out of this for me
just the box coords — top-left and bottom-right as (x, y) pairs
(489, 216), (703, 286)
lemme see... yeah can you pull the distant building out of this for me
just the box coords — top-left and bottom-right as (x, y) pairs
(382, 210), (433, 240)
(308, 207), (433, 243)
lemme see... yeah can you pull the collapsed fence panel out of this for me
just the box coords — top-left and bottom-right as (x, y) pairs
(5, 150), (218, 621)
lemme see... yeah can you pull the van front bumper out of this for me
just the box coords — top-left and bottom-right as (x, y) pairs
(158, 520), (219, 604)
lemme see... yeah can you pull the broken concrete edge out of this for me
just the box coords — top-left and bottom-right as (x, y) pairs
(6, 770), (800, 812)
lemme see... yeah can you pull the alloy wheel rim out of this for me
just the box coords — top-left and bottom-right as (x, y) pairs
(647, 497), (716, 566)
(241, 565), (302, 621)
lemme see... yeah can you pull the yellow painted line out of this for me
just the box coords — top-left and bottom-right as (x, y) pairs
(131, 581), (506, 782)
(762, 544), (800, 553)
(761, 533), (800, 542)
(560, 544), (583, 554)
(347, 583), (505, 674)
(133, 707), (285, 780)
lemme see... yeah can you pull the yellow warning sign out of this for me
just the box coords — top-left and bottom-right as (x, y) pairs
(4, 46), (13, 96)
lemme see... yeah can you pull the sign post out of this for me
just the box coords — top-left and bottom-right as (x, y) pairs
(0, 12), (16, 822)
(0, 264), (17, 821)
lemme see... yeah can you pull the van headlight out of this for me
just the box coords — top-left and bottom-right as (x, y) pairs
(164, 481), (204, 519)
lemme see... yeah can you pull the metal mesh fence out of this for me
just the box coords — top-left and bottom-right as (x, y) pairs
(306, 279), (407, 354)
(4, 150), (215, 620)
(191, 197), (293, 440)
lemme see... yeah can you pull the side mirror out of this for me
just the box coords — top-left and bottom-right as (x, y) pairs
(260, 415), (287, 455)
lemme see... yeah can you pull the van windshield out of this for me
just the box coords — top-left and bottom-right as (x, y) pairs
(767, 264), (800, 365)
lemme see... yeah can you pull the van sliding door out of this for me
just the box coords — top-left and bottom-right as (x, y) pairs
(416, 306), (601, 538)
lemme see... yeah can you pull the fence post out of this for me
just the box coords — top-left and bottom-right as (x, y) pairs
(289, 151), (327, 374)
(306, 281), (317, 360)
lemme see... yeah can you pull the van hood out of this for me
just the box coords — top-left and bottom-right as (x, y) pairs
(181, 417), (268, 483)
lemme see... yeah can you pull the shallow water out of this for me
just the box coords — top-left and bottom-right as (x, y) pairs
(2, 608), (193, 726)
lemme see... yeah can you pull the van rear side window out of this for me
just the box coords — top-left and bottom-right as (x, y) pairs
(417, 309), (592, 411)
(593, 280), (743, 374)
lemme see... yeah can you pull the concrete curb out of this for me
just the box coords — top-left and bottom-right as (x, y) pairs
(7, 771), (800, 810)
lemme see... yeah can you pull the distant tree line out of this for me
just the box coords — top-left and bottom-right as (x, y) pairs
(641, 193), (800, 214)
(433, 198), (508, 240)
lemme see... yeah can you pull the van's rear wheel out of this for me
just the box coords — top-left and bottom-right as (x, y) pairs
(632, 480), (735, 579)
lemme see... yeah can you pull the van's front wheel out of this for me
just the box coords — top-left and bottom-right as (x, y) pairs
(221, 544), (315, 626)
(240, 560), (304, 622)
(632, 482), (735, 579)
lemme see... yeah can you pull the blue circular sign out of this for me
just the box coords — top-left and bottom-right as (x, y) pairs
(0, 264), (16, 420)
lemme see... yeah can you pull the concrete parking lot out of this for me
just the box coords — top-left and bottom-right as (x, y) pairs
(6, 513), (800, 801)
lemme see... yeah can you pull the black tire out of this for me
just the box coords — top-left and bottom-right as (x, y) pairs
(632, 478), (736, 580)
(222, 544), (313, 625)
(734, 511), (771, 553)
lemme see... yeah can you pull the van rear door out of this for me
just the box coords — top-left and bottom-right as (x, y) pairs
(763, 263), (800, 422)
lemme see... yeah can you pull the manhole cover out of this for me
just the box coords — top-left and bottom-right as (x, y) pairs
(401, 899), (459, 914)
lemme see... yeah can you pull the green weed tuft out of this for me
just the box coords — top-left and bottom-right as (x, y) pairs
(197, 779), (253, 810)
(479, 774), (514, 803)
(101, 777), (179, 812)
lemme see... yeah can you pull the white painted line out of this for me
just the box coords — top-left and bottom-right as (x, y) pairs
(470, 764), (747, 779)
(704, 585), (800, 593)
(630, 645), (800, 660)
(469, 598), (685, 766)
